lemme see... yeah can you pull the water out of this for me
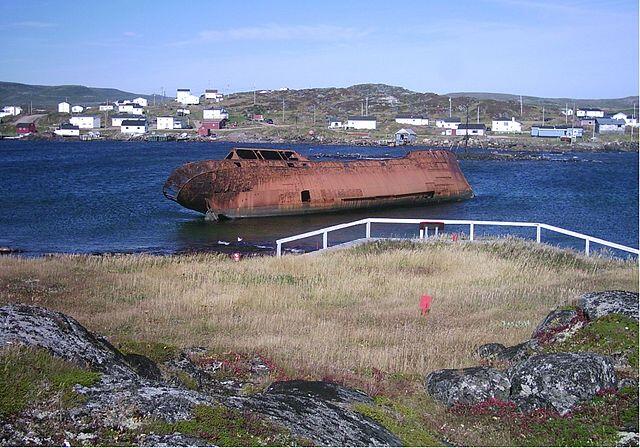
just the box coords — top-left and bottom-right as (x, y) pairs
(0, 140), (637, 256)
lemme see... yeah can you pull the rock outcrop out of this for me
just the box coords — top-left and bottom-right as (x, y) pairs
(425, 367), (511, 407)
(427, 290), (638, 418)
(578, 290), (639, 321)
(0, 304), (401, 447)
(508, 352), (617, 415)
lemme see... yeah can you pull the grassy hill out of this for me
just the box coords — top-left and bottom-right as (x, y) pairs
(447, 91), (638, 112)
(0, 81), (166, 108)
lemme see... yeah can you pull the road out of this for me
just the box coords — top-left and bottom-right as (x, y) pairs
(15, 114), (47, 124)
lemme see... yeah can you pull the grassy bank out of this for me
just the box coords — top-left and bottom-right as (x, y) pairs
(0, 239), (636, 385)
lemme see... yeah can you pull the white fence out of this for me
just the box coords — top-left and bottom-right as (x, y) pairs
(275, 218), (639, 257)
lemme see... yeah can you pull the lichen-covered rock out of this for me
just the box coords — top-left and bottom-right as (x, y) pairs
(230, 380), (402, 446)
(531, 308), (587, 343)
(477, 340), (539, 364)
(509, 352), (617, 415)
(425, 367), (511, 407)
(138, 432), (209, 446)
(0, 303), (137, 380)
(578, 290), (639, 321)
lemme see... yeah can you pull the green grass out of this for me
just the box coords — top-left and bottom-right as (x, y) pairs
(0, 346), (101, 419)
(113, 339), (179, 364)
(545, 314), (639, 369)
(354, 395), (442, 446)
(146, 404), (300, 446)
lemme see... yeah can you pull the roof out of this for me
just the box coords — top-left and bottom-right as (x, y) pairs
(533, 125), (582, 129)
(457, 124), (486, 130)
(121, 120), (147, 126)
(16, 122), (35, 128)
(596, 118), (625, 125)
(492, 117), (519, 122)
(439, 117), (461, 122)
(395, 128), (417, 135)
(205, 89), (218, 93)
(59, 123), (79, 130)
(177, 88), (190, 91)
(396, 115), (428, 120)
(112, 113), (143, 119)
(578, 107), (603, 111)
(347, 116), (377, 121)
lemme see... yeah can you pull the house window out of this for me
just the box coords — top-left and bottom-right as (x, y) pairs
(301, 190), (311, 203)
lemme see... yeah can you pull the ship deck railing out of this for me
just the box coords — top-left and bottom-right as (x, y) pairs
(275, 218), (639, 258)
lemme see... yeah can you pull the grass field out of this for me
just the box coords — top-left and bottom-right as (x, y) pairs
(0, 239), (636, 388)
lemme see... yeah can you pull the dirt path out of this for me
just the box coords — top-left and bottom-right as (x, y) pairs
(15, 114), (47, 124)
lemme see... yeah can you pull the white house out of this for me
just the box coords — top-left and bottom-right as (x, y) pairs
(435, 117), (461, 129)
(118, 103), (144, 115)
(328, 118), (343, 129)
(576, 108), (605, 118)
(132, 97), (148, 107)
(58, 102), (70, 114)
(454, 124), (486, 136)
(203, 108), (229, 120)
(121, 119), (147, 134)
(491, 117), (522, 133)
(99, 104), (114, 111)
(111, 114), (142, 127)
(177, 108), (191, 116)
(345, 116), (376, 130)
(71, 105), (84, 113)
(70, 116), (100, 129)
(54, 123), (80, 137)
(0, 106), (22, 118)
(561, 108), (574, 116)
(395, 115), (429, 126)
(157, 116), (187, 130)
(204, 89), (223, 102)
(176, 88), (199, 105)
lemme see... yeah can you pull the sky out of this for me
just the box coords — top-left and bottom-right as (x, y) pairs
(0, 0), (638, 98)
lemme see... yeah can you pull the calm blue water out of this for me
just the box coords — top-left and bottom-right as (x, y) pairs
(0, 140), (637, 256)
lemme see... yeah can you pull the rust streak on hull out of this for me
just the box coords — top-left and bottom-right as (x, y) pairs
(163, 148), (473, 219)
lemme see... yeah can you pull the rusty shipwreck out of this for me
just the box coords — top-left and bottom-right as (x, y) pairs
(163, 148), (473, 220)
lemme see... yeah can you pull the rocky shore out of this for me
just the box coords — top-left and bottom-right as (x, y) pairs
(1, 290), (638, 446)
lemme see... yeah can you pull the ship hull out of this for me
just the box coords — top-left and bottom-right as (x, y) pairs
(164, 149), (473, 219)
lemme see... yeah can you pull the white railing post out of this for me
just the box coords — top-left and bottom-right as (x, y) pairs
(276, 242), (282, 257)
(435, 227), (439, 237)
(585, 239), (590, 256)
(365, 220), (371, 239)
(469, 223), (475, 241)
(419, 228), (424, 239)
(323, 231), (328, 249)
(536, 224), (541, 243)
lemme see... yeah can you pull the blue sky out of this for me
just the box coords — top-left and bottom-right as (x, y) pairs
(0, 0), (638, 98)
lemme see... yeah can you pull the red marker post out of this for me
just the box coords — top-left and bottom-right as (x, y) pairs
(420, 294), (433, 317)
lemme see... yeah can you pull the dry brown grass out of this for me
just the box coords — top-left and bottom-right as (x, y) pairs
(0, 239), (636, 386)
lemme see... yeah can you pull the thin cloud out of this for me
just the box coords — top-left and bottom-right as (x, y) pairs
(172, 24), (371, 46)
(123, 31), (139, 37)
(10, 21), (57, 28)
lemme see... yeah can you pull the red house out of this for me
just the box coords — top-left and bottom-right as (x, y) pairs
(198, 119), (226, 136)
(16, 122), (37, 134)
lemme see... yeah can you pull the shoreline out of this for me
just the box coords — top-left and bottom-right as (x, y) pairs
(2, 132), (638, 153)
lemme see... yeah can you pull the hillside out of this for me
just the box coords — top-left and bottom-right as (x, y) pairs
(0, 81), (165, 107)
(447, 91), (638, 111)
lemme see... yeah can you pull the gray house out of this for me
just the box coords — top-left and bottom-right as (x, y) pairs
(595, 118), (625, 133)
(395, 128), (417, 145)
(530, 125), (584, 138)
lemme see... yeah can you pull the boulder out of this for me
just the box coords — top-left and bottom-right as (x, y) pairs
(477, 340), (539, 364)
(425, 367), (511, 407)
(509, 352), (617, 415)
(0, 303), (137, 380)
(578, 290), (639, 321)
(231, 380), (402, 447)
(531, 308), (586, 342)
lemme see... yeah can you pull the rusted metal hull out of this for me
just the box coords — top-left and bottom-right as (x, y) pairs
(164, 149), (473, 219)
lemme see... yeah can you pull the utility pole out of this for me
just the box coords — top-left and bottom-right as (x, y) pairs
(361, 100), (364, 116)
(313, 104), (316, 126)
(282, 98), (285, 123)
(565, 103), (568, 124)
(253, 84), (256, 106)
(477, 105), (480, 124)
(542, 106), (545, 123)
(449, 97), (452, 118)
(365, 97), (369, 116)
(520, 95), (523, 117)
